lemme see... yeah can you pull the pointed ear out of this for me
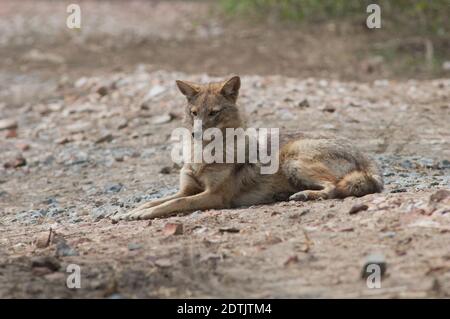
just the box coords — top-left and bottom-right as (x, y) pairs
(220, 76), (240, 101)
(176, 80), (200, 99)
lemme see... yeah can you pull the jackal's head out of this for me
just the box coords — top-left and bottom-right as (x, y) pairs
(176, 76), (244, 137)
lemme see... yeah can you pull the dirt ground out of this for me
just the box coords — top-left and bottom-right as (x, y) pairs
(0, 1), (449, 298)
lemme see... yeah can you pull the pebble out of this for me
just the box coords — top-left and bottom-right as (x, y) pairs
(219, 227), (240, 233)
(284, 255), (299, 266)
(92, 205), (117, 220)
(391, 188), (407, 193)
(0, 118), (18, 130)
(96, 85), (108, 96)
(322, 106), (336, 113)
(105, 183), (123, 194)
(430, 189), (450, 203)
(117, 119), (128, 130)
(379, 231), (396, 239)
(163, 222), (184, 236)
(35, 233), (51, 248)
(66, 122), (92, 134)
(31, 256), (61, 271)
(154, 258), (172, 268)
(16, 143), (30, 151)
(56, 136), (71, 145)
(3, 155), (27, 169)
(95, 133), (114, 144)
(31, 209), (46, 219)
(297, 99), (310, 108)
(6, 129), (17, 138)
(144, 85), (166, 101)
(151, 113), (173, 124)
(159, 166), (171, 174)
(55, 241), (79, 257)
(128, 243), (142, 251)
(348, 204), (369, 215)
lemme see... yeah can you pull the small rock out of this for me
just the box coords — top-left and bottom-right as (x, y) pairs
(440, 159), (450, 169)
(218, 227), (240, 234)
(379, 231), (396, 239)
(299, 209), (310, 216)
(31, 256), (61, 271)
(297, 99), (310, 108)
(92, 205), (116, 220)
(151, 113), (173, 125)
(35, 230), (53, 248)
(163, 222), (183, 236)
(47, 206), (65, 218)
(66, 122), (92, 134)
(117, 119), (128, 130)
(322, 106), (336, 113)
(128, 243), (142, 251)
(96, 85), (108, 96)
(278, 109), (295, 121)
(16, 143), (30, 151)
(349, 204), (369, 215)
(430, 189), (450, 204)
(140, 103), (150, 110)
(55, 241), (79, 257)
(200, 253), (223, 262)
(105, 183), (123, 194)
(114, 155), (124, 162)
(284, 255), (299, 266)
(391, 188), (407, 193)
(27, 209), (46, 220)
(95, 133), (114, 144)
(361, 253), (387, 279)
(192, 226), (207, 234)
(56, 136), (71, 145)
(23, 49), (65, 64)
(159, 166), (171, 174)
(0, 118), (18, 131)
(4, 155), (27, 169)
(144, 85), (166, 101)
(5, 129), (17, 138)
(154, 258), (172, 268)
(42, 197), (57, 205)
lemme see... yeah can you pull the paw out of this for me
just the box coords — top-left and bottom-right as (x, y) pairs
(289, 192), (309, 201)
(128, 208), (157, 220)
(111, 207), (142, 222)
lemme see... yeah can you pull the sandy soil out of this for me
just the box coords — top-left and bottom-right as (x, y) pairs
(0, 0), (449, 298)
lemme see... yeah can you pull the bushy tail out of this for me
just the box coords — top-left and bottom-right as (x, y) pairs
(335, 170), (383, 198)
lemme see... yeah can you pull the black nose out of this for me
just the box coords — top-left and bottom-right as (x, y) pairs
(191, 132), (195, 138)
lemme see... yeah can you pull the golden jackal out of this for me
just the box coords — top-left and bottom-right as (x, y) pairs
(115, 76), (383, 221)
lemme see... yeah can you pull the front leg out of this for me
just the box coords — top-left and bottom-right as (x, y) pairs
(128, 191), (225, 220)
(112, 191), (187, 222)
(113, 167), (202, 221)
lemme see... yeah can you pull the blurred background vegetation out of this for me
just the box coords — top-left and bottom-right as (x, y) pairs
(221, 0), (447, 35)
(221, 0), (449, 75)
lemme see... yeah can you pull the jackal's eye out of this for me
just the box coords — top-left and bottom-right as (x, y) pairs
(191, 110), (197, 117)
(208, 110), (220, 117)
